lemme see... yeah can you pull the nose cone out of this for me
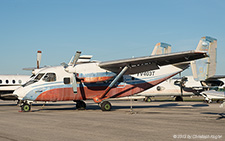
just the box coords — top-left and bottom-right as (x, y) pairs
(13, 87), (26, 100)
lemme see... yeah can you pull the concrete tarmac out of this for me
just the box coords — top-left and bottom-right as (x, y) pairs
(0, 99), (224, 141)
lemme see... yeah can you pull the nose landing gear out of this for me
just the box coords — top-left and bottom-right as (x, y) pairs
(19, 101), (32, 112)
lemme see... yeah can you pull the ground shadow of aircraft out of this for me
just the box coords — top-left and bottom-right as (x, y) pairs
(29, 102), (209, 112)
(201, 112), (225, 120)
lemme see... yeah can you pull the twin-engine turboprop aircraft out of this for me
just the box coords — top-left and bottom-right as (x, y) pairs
(13, 47), (207, 112)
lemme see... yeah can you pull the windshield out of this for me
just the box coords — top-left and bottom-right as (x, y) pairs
(22, 73), (45, 87)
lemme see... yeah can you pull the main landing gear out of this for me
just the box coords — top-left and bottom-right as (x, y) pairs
(75, 100), (86, 110)
(175, 96), (183, 101)
(144, 96), (152, 102)
(99, 101), (112, 111)
(75, 100), (112, 111)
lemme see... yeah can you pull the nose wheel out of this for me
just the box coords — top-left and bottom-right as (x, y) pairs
(21, 102), (31, 112)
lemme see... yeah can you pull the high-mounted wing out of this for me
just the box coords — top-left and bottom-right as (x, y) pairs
(99, 50), (207, 74)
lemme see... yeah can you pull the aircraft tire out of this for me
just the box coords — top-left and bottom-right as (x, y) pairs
(21, 103), (31, 112)
(175, 96), (183, 101)
(76, 101), (86, 110)
(145, 97), (151, 102)
(101, 101), (111, 111)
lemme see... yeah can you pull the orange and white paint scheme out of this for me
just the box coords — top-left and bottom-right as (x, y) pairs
(14, 44), (207, 112)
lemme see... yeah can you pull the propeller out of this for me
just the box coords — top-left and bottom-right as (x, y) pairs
(180, 76), (187, 96)
(23, 51), (42, 74)
(64, 51), (81, 73)
(174, 73), (187, 96)
(63, 51), (81, 93)
(37, 51), (42, 69)
(71, 51), (81, 67)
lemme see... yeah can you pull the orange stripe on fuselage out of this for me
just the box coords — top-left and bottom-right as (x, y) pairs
(80, 76), (114, 83)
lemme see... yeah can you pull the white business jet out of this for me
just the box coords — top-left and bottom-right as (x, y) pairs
(0, 51), (42, 100)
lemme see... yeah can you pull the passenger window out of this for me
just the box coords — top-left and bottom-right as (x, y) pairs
(6, 80), (9, 84)
(43, 73), (56, 82)
(0, 80), (2, 84)
(64, 77), (71, 84)
(12, 80), (16, 84)
(18, 80), (22, 84)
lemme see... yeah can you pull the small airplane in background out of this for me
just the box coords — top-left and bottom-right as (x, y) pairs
(137, 36), (225, 102)
(0, 51), (42, 100)
(200, 86), (225, 108)
(201, 87), (225, 103)
(13, 42), (207, 112)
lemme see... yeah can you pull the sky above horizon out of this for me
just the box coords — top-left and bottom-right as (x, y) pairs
(0, 0), (225, 76)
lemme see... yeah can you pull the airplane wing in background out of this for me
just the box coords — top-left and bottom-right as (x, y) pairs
(207, 75), (225, 80)
(99, 50), (208, 75)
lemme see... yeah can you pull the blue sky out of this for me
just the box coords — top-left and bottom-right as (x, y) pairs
(0, 0), (225, 75)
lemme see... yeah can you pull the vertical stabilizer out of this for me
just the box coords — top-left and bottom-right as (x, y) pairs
(151, 42), (171, 55)
(191, 36), (217, 81)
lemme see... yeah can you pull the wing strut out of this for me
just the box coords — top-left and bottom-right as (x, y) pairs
(93, 66), (129, 103)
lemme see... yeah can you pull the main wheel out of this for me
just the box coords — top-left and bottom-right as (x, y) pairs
(21, 103), (31, 112)
(76, 101), (86, 110)
(145, 97), (152, 102)
(100, 101), (112, 111)
(175, 96), (183, 101)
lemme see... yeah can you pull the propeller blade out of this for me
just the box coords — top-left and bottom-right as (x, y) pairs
(71, 51), (81, 66)
(23, 67), (36, 71)
(64, 51), (81, 73)
(179, 72), (183, 96)
(37, 51), (42, 69)
(180, 81), (183, 96)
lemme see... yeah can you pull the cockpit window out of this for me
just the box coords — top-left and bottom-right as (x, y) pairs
(22, 73), (45, 87)
(35, 73), (45, 80)
(43, 73), (56, 82)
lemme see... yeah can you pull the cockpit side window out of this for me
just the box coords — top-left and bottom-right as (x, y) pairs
(43, 73), (56, 82)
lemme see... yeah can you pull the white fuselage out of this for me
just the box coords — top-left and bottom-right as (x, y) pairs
(14, 62), (185, 102)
